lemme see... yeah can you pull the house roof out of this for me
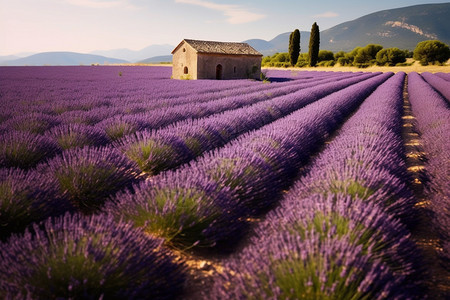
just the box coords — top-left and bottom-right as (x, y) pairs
(172, 39), (262, 56)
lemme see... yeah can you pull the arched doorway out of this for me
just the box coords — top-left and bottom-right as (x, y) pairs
(216, 64), (223, 80)
(184, 66), (188, 74)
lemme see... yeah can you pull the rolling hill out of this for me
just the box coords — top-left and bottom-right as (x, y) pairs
(321, 3), (450, 52)
(89, 44), (175, 62)
(2, 52), (129, 66)
(246, 3), (450, 54)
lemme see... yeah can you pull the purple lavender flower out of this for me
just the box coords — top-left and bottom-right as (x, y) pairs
(0, 112), (60, 134)
(36, 146), (143, 214)
(0, 168), (71, 241)
(46, 123), (110, 149)
(256, 193), (422, 283)
(114, 130), (193, 175)
(0, 131), (61, 169)
(97, 114), (150, 141)
(209, 231), (406, 299)
(0, 213), (187, 299)
(106, 170), (246, 249)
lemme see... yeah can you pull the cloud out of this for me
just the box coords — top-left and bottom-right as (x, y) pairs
(65, 0), (135, 9)
(175, 0), (266, 24)
(312, 11), (339, 18)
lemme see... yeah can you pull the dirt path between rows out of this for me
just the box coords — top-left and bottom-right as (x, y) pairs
(402, 76), (450, 299)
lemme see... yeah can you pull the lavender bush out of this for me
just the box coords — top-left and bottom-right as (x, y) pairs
(421, 72), (450, 102)
(0, 213), (187, 299)
(210, 231), (404, 299)
(46, 123), (110, 149)
(0, 131), (61, 169)
(106, 171), (245, 249)
(36, 146), (143, 213)
(408, 72), (450, 268)
(0, 168), (70, 241)
(0, 112), (60, 134)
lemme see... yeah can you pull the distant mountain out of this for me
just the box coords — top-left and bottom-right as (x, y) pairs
(0, 55), (21, 65)
(2, 52), (129, 66)
(321, 3), (450, 52)
(90, 44), (175, 62)
(247, 3), (450, 55)
(244, 32), (311, 56)
(137, 55), (172, 64)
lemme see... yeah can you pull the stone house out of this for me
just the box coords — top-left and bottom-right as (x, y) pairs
(171, 39), (263, 80)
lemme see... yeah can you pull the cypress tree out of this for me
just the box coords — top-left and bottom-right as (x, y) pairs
(289, 29), (300, 66)
(308, 22), (320, 67)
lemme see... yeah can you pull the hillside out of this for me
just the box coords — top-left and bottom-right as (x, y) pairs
(2, 52), (129, 66)
(90, 44), (174, 62)
(321, 3), (450, 52)
(248, 3), (450, 54)
(244, 32), (311, 56)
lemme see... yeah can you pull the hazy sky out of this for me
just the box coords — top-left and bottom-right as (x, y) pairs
(1, 0), (448, 55)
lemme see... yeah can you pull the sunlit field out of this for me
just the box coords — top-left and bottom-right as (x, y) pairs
(0, 66), (448, 299)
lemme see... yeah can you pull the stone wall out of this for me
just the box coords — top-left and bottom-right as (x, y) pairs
(172, 42), (198, 80)
(197, 53), (261, 80)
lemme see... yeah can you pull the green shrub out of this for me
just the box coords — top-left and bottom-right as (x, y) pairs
(317, 60), (335, 67)
(318, 50), (334, 62)
(354, 44), (383, 68)
(376, 48), (407, 66)
(413, 40), (450, 65)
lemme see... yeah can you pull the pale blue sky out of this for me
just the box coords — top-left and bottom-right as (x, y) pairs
(0, 0), (448, 55)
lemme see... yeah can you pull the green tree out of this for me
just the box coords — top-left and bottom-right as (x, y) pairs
(334, 51), (346, 60)
(318, 50), (334, 62)
(376, 48), (407, 66)
(289, 29), (301, 66)
(353, 44), (383, 68)
(413, 40), (450, 65)
(308, 22), (320, 67)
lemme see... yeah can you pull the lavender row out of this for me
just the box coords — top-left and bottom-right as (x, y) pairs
(0, 70), (353, 129)
(0, 67), (340, 120)
(0, 213), (187, 299)
(435, 72), (450, 81)
(290, 72), (416, 223)
(408, 72), (450, 266)
(208, 73), (423, 299)
(0, 66), (252, 107)
(0, 72), (373, 240)
(105, 72), (392, 250)
(421, 72), (450, 102)
(0, 73), (373, 170)
(0, 70), (358, 127)
(210, 195), (420, 299)
(0, 146), (144, 240)
(113, 72), (377, 174)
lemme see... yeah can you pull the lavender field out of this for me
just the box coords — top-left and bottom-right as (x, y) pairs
(0, 66), (448, 299)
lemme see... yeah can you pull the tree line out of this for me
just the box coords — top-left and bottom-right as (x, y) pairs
(263, 23), (450, 68)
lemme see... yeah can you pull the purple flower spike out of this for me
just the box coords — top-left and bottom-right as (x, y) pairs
(0, 131), (61, 169)
(107, 170), (246, 249)
(114, 130), (194, 175)
(0, 168), (71, 241)
(46, 123), (110, 149)
(0, 112), (61, 134)
(200, 146), (280, 213)
(36, 146), (143, 214)
(97, 114), (150, 141)
(209, 232), (407, 299)
(0, 213), (187, 299)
